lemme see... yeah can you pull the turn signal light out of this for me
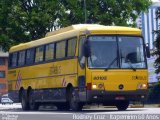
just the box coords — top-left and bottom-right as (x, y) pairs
(87, 83), (92, 90)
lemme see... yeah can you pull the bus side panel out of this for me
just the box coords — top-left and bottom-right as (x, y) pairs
(8, 58), (78, 102)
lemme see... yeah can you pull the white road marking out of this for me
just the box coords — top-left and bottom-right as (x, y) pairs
(0, 103), (160, 115)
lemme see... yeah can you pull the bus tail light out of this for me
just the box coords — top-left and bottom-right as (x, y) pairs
(87, 83), (92, 90)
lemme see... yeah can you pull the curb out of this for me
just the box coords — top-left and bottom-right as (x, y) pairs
(130, 104), (160, 108)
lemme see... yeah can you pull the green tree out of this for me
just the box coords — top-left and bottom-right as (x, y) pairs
(147, 83), (160, 103)
(0, 0), (64, 51)
(0, 0), (14, 51)
(153, 8), (160, 74)
(0, 0), (151, 51)
(59, 0), (151, 27)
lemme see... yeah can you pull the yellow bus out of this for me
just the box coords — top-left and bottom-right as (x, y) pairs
(8, 24), (149, 111)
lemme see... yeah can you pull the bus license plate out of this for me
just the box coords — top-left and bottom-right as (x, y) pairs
(115, 96), (125, 100)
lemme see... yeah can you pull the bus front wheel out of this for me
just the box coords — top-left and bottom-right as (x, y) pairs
(116, 100), (129, 111)
(69, 87), (83, 111)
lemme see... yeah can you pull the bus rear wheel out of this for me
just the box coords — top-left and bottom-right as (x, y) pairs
(116, 100), (129, 111)
(28, 89), (39, 110)
(69, 87), (83, 111)
(21, 90), (29, 110)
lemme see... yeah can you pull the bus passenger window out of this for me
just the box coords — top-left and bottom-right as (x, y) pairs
(56, 41), (66, 59)
(35, 46), (44, 63)
(26, 48), (35, 65)
(12, 53), (18, 67)
(18, 51), (25, 66)
(67, 38), (76, 57)
(45, 43), (55, 61)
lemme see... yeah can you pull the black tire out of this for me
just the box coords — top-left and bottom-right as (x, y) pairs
(69, 87), (83, 111)
(28, 89), (39, 111)
(116, 101), (129, 111)
(21, 90), (30, 110)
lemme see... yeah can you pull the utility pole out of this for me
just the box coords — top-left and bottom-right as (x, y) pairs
(84, 0), (87, 23)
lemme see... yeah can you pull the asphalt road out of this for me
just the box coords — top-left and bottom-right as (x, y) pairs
(0, 103), (160, 120)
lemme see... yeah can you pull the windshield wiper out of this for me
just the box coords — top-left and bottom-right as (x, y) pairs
(105, 57), (136, 71)
(127, 60), (136, 71)
(105, 57), (118, 71)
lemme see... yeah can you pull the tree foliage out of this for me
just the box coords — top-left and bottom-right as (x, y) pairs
(60, 0), (151, 26)
(0, 0), (151, 51)
(153, 8), (160, 74)
(147, 83), (160, 103)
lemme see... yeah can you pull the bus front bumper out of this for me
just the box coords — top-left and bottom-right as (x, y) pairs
(86, 89), (148, 103)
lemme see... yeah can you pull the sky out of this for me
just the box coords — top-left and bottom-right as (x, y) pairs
(152, 0), (160, 2)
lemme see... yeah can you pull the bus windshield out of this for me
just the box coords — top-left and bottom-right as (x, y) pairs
(88, 35), (146, 69)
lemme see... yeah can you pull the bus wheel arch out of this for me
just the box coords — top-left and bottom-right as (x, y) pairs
(27, 86), (32, 98)
(27, 86), (32, 97)
(27, 86), (32, 91)
(20, 88), (29, 110)
(66, 83), (83, 111)
(66, 83), (73, 102)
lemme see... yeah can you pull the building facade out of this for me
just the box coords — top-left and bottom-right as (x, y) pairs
(136, 1), (160, 83)
(0, 47), (8, 99)
(136, 2), (160, 50)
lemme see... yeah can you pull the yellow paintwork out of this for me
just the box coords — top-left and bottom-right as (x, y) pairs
(86, 68), (148, 91)
(8, 59), (78, 91)
(8, 24), (147, 92)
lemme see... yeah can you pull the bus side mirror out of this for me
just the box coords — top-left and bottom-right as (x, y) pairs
(83, 41), (91, 58)
(146, 46), (150, 58)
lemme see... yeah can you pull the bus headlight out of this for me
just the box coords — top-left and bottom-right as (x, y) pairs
(137, 83), (147, 89)
(142, 84), (147, 88)
(92, 84), (97, 89)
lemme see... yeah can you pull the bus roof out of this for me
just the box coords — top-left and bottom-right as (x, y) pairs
(9, 24), (141, 53)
